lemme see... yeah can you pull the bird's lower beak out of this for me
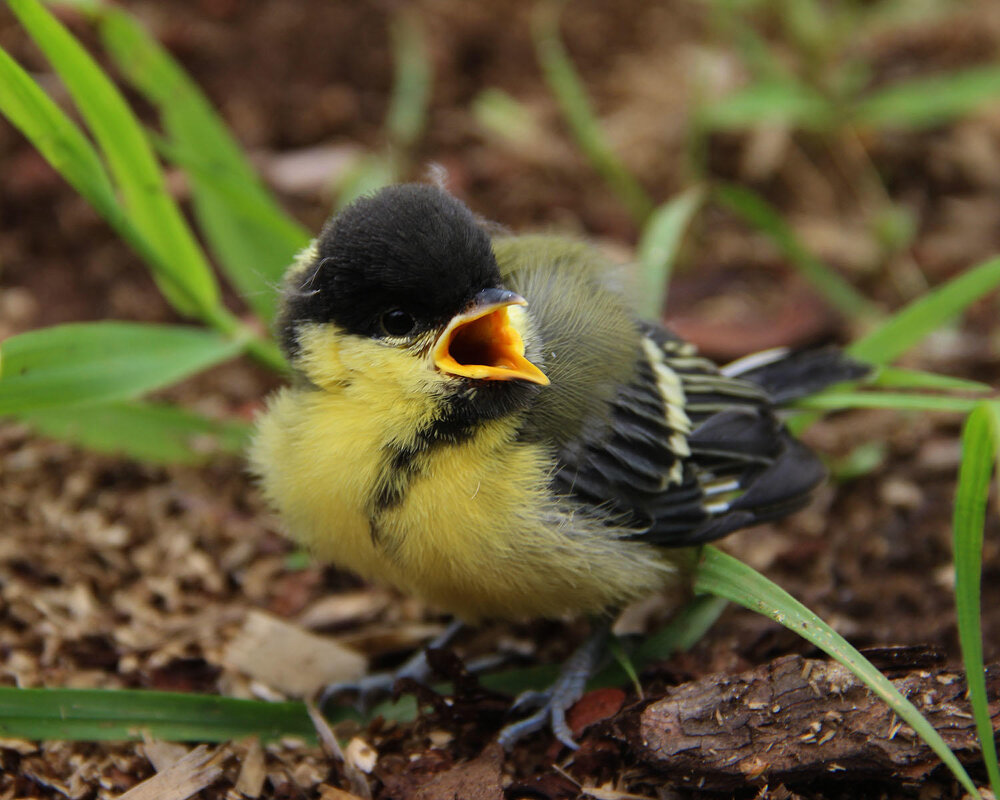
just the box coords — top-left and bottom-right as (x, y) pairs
(433, 288), (550, 385)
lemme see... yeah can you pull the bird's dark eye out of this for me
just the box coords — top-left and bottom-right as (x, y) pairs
(380, 308), (416, 337)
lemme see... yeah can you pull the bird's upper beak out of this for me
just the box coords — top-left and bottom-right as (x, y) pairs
(433, 288), (550, 385)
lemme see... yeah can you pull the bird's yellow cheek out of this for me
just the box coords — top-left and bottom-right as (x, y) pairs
(294, 323), (449, 399)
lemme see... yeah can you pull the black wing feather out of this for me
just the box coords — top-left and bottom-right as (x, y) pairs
(552, 324), (862, 547)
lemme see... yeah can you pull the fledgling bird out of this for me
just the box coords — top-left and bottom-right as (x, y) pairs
(251, 183), (867, 748)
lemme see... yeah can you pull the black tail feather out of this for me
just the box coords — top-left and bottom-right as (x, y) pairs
(724, 347), (871, 404)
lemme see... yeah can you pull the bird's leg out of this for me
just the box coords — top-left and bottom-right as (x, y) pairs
(319, 618), (467, 712)
(497, 621), (611, 751)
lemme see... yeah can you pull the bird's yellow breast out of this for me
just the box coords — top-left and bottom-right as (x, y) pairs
(250, 326), (674, 621)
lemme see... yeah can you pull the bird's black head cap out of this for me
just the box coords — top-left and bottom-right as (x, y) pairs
(279, 184), (501, 356)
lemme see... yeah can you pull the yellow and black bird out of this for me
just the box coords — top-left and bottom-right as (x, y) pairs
(251, 183), (866, 748)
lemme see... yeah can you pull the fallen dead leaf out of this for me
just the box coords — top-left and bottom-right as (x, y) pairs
(568, 689), (627, 739)
(223, 609), (367, 696)
(298, 589), (393, 630)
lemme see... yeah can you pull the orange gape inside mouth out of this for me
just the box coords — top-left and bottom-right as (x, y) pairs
(433, 303), (549, 385)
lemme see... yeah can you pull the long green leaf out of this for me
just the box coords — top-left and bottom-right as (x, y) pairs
(472, 88), (543, 145)
(850, 255), (1000, 366)
(18, 401), (250, 464)
(0, 45), (117, 215)
(953, 404), (1000, 795)
(855, 65), (1000, 130)
(532, 0), (653, 223)
(155, 136), (308, 243)
(872, 366), (994, 394)
(636, 186), (705, 319)
(698, 80), (836, 130)
(0, 687), (314, 743)
(0, 323), (246, 414)
(796, 391), (980, 414)
(9, 0), (218, 317)
(97, 7), (309, 322)
(0, 45), (165, 282)
(0, 27), (283, 374)
(715, 183), (881, 321)
(694, 546), (981, 798)
(634, 595), (729, 665)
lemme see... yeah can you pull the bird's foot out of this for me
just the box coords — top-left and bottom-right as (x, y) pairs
(497, 625), (610, 751)
(318, 619), (466, 714)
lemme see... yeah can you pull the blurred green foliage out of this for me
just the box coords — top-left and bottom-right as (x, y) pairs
(0, 0), (431, 463)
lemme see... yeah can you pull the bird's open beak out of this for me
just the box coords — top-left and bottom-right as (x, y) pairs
(433, 288), (550, 385)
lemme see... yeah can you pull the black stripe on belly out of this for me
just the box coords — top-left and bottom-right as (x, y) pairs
(367, 388), (529, 545)
(366, 410), (482, 546)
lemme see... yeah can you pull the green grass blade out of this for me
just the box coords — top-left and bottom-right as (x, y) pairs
(17, 401), (251, 464)
(854, 65), (1000, 130)
(532, 0), (653, 223)
(697, 80), (836, 130)
(0, 45), (167, 283)
(0, 322), (246, 415)
(694, 546), (981, 798)
(472, 88), (543, 145)
(634, 595), (729, 665)
(850, 255), (1000, 366)
(0, 44), (118, 216)
(636, 185), (705, 320)
(872, 366), (994, 394)
(8, 0), (218, 317)
(386, 9), (432, 150)
(953, 404), (1000, 795)
(0, 687), (314, 743)
(470, 596), (727, 698)
(829, 441), (888, 482)
(796, 391), (980, 414)
(715, 183), (881, 321)
(153, 136), (310, 250)
(608, 636), (642, 697)
(96, 6), (309, 322)
(0, 41), (235, 334)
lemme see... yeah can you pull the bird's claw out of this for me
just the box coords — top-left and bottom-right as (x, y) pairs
(508, 689), (550, 714)
(498, 686), (580, 750)
(319, 671), (392, 714)
(319, 620), (471, 715)
(497, 625), (610, 751)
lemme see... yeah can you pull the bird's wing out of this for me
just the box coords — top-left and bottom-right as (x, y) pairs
(551, 324), (828, 546)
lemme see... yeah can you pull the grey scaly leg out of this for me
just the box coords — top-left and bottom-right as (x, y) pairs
(319, 618), (466, 712)
(497, 623), (610, 750)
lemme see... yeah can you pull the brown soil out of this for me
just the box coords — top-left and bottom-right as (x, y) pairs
(2, 2), (1000, 798)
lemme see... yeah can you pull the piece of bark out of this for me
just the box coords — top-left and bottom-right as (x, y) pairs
(234, 737), (266, 798)
(610, 654), (999, 790)
(115, 745), (225, 800)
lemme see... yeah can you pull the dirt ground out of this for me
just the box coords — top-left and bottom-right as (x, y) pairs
(2, 1), (1000, 798)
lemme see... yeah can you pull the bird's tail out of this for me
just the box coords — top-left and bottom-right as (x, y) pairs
(720, 346), (871, 404)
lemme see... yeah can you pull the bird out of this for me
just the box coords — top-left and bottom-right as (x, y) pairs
(250, 182), (868, 749)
